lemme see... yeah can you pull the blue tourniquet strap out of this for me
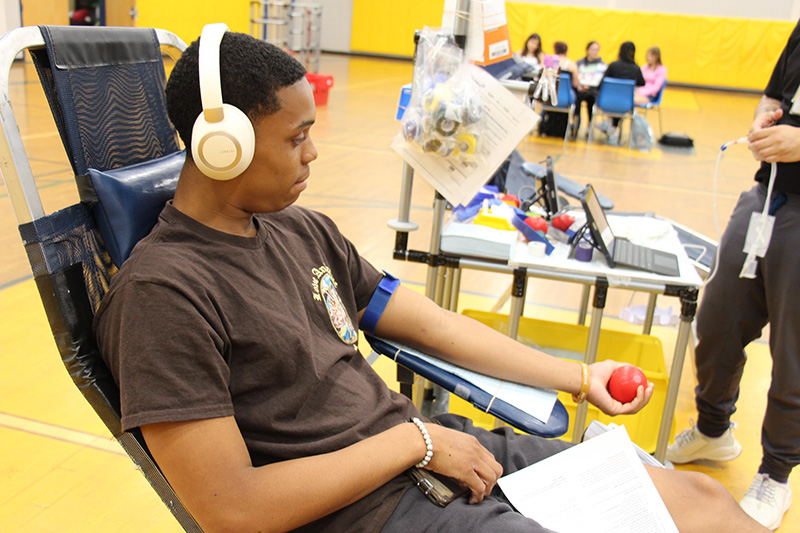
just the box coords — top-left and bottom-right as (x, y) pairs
(360, 272), (401, 334)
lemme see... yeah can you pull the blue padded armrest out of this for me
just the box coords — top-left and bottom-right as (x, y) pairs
(366, 334), (569, 438)
(87, 151), (185, 267)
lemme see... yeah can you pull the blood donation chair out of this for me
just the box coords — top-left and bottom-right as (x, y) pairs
(0, 25), (566, 530)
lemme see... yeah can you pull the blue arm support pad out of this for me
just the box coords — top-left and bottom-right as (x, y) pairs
(360, 272), (401, 334)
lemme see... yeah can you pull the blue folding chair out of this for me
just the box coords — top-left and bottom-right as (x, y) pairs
(636, 79), (666, 138)
(539, 72), (577, 145)
(588, 77), (636, 148)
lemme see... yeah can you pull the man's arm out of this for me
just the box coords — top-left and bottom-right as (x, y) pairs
(374, 285), (653, 416)
(142, 413), (502, 532)
(747, 95), (800, 163)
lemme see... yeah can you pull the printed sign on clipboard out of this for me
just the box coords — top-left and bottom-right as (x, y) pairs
(391, 66), (539, 208)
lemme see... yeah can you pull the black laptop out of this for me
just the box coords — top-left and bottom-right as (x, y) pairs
(579, 185), (680, 277)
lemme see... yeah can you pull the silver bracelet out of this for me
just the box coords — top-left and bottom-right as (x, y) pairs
(410, 417), (433, 468)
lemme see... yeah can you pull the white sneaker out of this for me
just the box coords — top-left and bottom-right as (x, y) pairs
(665, 422), (742, 464)
(739, 473), (792, 530)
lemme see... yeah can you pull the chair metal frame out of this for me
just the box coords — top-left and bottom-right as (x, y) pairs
(636, 79), (666, 138)
(587, 77), (637, 149)
(0, 25), (202, 532)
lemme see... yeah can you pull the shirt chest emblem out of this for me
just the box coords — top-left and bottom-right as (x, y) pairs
(312, 266), (357, 345)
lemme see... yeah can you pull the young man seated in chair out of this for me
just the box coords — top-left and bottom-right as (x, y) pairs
(94, 26), (769, 532)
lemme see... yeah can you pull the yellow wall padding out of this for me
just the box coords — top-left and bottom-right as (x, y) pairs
(505, 3), (794, 91)
(137, 0), (251, 48)
(350, 0), (446, 57)
(137, 0), (793, 91)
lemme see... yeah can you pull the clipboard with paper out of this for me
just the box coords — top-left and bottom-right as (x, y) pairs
(391, 28), (539, 208)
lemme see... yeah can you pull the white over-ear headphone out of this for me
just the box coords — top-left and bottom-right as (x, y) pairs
(191, 23), (256, 181)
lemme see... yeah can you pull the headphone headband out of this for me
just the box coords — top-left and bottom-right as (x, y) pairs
(198, 23), (228, 123)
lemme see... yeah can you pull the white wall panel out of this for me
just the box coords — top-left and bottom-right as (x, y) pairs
(316, 0), (353, 52)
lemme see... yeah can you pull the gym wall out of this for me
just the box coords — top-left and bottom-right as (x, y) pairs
(135, 0), (795, 91)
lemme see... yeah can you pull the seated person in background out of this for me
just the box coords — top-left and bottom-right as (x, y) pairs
(539, 41), (578, 139)
(553, 41), (579, 89)
(573, 40), (607, 139)
(519, 32), (543, 68)
(596, 40), (645, 144)
(636, 46), (667, 105)
(94, 28), (771, 533)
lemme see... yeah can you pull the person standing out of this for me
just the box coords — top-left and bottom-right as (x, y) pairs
(667, 19), (800, 531)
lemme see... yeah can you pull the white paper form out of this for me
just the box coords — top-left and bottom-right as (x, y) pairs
(391, 65), (538, 207)
(394, 343), (558, 423)
(498, 426), (678, 533)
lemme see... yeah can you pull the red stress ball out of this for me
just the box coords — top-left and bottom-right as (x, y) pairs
(608, 365), (647, 403)
(551, 214), (575, 232)
(501, 194), (520, 208)
(524, 216), (548, 234)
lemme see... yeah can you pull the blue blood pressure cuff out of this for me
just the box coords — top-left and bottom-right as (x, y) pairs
(360, 272), (401, 334)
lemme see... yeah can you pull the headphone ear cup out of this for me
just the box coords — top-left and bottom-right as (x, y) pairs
(191, 103), (255, 181)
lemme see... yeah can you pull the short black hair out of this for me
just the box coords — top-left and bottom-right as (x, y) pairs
(166, 31), (307, 148)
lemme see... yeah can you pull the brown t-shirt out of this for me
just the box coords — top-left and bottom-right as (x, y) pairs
(94, 203), (419, 531)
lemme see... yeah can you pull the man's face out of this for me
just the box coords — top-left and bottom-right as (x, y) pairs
(228, 78), (318, 214)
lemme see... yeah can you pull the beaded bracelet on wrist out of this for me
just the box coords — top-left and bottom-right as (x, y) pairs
(409, 417), (433, 468)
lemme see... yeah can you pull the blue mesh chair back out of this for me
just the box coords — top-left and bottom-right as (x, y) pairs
(29, 25), (180, 176)
(6, 26), (200, 531)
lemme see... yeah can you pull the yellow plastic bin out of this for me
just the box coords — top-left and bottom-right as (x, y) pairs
(449, 310), (675, 453)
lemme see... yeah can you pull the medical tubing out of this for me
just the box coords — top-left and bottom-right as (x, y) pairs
(710, 136), (777, 284)
(740, 160), (777, 278)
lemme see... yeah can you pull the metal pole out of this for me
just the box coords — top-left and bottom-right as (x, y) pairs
(572, 280), (608, 443)
(577, 284), (591, 325)
(643, 293), (657, 335)
(453, 0), (470, 50)
(654, 288), (698, 462)
(449, 268), (462, 311)
(388, 163), (419, 233)
(507, 268), (527, 340)
(425, 193), (447, 301)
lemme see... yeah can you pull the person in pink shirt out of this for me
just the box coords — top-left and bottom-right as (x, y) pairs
(635, 46), (667, 105)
